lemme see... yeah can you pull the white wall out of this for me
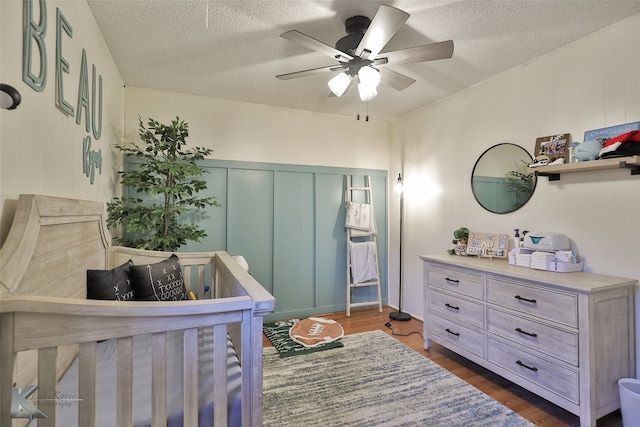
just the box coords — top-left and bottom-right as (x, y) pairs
(124, 86), (390, 170)
(391, 13), (640, 373)
(0, 0), (124, 244)
(3, 0), (637, 374)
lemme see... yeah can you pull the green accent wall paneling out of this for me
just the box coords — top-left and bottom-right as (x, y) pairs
(123, 158), (387, 320)
(273, 171), (315, 311)
(227, 168), (275, 294)
(315, 173), (348, 309)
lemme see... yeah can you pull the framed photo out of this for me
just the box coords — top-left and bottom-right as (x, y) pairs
(534, 133), (571, 163)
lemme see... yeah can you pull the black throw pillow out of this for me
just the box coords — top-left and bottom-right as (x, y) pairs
(87, 260), (135, 301)
(129, 254), (187, 301)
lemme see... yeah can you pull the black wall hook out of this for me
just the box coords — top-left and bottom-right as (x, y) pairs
(1, 84), (21, 110)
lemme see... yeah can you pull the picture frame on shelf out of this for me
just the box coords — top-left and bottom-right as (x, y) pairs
(534, 133), (571, 163)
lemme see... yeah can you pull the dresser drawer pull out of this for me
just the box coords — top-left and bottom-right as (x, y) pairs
(445, 277), (460, 284)
(445, 328), (460, 337)
(515, 327), (538, 338)
(445, 303), (460, 310)
(516, 360), (538, 372)
(514, 295), (537, 304)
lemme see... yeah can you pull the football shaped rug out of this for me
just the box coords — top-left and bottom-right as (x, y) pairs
(289, 317), (345, 348)
(263, 318), (344, 358)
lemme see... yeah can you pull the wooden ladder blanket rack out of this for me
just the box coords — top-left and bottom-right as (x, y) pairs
(344, 175), (382, 316)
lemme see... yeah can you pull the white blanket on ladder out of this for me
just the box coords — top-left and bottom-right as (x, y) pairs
(349, 241), (378, 284)
(345, 201), (377, 236)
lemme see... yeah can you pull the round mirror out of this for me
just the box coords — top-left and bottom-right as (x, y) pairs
(471, 143), (536, 214)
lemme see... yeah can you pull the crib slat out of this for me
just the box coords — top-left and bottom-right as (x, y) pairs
(183, 328), (198, 426)
(78, 342), (97, 427)
(198, 264), (206, 299)
(152, 332), (168, 427)
(183, 265), (192, 296)
(38, 347), (57, 427)
(213, 323), (228, 427)
(117, 337), (133, 427)
(0, 315), (14, 425)
(213, 264), (219, 299)
(241, 311), (254, 427)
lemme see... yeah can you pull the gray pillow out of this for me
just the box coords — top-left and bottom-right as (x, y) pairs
(129, 254), (187, 301)
(87, 260), (135, 301)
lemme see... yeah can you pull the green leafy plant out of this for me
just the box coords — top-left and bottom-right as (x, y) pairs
(107, 117), (219, 251)
(506, 160), (535, 209)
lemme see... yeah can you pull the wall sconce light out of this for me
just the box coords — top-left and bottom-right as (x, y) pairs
(0, 84), (22, 110)
(394, 172), (404, 195)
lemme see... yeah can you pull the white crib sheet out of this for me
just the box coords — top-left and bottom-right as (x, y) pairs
(28, 326), (242, 427)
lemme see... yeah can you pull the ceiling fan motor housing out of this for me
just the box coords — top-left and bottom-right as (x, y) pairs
(345, 15), (370, 34)
(335, 15), (370, 55)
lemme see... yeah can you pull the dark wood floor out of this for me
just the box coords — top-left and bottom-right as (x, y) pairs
(263, 306), (623, 427)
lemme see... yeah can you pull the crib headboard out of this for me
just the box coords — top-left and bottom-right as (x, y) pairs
(1, 194), (110, 300)
(1, 195), (111, 401)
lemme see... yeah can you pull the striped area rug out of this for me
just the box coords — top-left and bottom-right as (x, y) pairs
(263, 330), (535, 427)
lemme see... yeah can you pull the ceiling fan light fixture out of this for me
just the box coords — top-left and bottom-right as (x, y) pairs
(358, 66), (380, 88)
(328, 72), (351, 97)
(358, 82), (377, 102)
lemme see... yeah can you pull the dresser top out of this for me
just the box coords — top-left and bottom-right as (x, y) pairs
(420, 254), (637, 293)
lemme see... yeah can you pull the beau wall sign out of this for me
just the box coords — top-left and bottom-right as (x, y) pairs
(22, 0), (103, 184)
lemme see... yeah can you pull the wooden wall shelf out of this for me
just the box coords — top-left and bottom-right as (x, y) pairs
(528, 155), (640, 181)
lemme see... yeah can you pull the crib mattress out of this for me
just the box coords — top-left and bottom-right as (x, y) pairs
(28, 326), (242, 427)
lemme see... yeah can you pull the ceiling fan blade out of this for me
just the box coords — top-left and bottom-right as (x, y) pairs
(355, 5), (409, 59)
(379, 68), (415, 91)
(276, 64), (343, 80)
(281, 30), (353, 62)
(380, 40), (454, 66)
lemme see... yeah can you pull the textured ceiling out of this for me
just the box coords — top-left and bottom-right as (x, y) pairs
(87, 0), (640, 122)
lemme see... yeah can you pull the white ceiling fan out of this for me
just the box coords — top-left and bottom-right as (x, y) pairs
(276, 4), (454, 101)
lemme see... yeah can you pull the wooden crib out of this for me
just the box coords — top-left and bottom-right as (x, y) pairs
(0, 194), (275, 427)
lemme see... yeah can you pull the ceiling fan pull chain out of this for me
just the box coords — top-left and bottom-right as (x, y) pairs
(366, 101), (369, 122)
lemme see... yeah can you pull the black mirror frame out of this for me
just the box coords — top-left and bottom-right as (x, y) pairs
(471, 143), (537, 214)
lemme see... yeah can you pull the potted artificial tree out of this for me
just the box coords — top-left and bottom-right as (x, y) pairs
(107, 117), (219, 251)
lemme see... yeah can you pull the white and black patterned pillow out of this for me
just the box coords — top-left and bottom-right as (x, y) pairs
(129, 254), (187, 301)
(87, 260), (135, 301)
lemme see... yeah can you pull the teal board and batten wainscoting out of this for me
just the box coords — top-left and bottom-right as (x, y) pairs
(123, 158), (388, 321)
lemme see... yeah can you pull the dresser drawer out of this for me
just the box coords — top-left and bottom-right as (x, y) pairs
(427, 264), (484, 299)
(427, 287), (484, 328)
(487, 308), (578, 365)
(488, 338), (579, 404)
(427, 312), (484, 357)
(486, 278), (578, 327)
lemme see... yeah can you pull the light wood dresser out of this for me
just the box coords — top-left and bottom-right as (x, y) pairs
(420, 254), (636, 427)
